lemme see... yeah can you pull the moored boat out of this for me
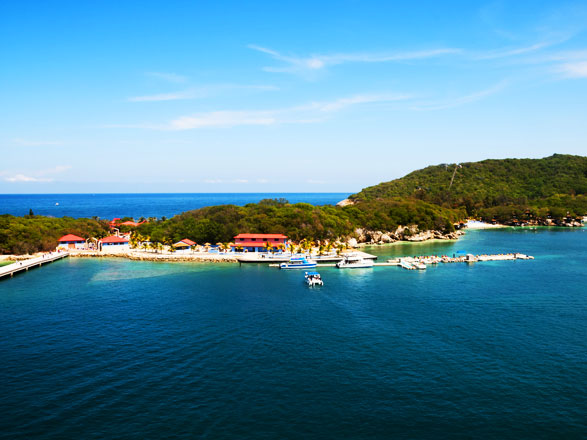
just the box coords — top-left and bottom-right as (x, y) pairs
(336, 254), (374, 269)
(279, 256), (317, 269)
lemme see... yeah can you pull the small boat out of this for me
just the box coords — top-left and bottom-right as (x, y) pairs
(413, 261), (427, 270)
(304, 271), (323, 286)
(400, 259), (416, 270)
(336, 254), (374, 269)
(279, 256), (317, 269)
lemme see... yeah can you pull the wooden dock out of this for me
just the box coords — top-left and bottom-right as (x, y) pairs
(0, 252), (69, 280)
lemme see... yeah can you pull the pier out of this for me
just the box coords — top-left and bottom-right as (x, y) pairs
(0, 252), (69, 280)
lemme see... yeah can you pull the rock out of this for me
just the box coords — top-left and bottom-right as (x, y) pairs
(354, 228), (367, 242)
(347, 238), (358, 248)
(336, 198), (355, 207)
(380, 233), (393, 243)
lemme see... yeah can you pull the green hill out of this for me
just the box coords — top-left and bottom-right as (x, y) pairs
(350, 154), (587, 220)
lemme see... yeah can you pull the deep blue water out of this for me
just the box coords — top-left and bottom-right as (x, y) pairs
(1, 228), (586, 439)
(0, 193), (349, 219)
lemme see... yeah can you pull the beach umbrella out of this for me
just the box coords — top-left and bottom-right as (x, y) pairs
(204, 242), (211, 246)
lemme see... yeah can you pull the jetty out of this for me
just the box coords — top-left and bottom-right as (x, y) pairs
(0, 252), (70, 280)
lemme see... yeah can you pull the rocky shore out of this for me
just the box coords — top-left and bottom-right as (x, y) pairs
(347, 226), (464, 247)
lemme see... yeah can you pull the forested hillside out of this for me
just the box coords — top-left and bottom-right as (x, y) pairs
(350, 154), (587, 218)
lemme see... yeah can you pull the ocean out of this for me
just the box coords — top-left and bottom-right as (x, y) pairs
(0, 193), (349, 219)
(1, 227), (586, 439)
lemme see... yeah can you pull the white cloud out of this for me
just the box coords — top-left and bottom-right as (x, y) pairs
(413, 82), (508, 111)
(248, 45), (461, 75)
(257, 179), (269, 183)
(12, 138), (63, 146)
(115, 92), (412, 131)
(127, 84), (279, 102)
(204, 179), (223, 184)
(234, 179), (249, 183)
(128, 90), (198, 102)
(4, 174), (53, 183)
(474, 42), (553, 60)
(314, 93), (410, 112)
(170, 111), (277, 130)
(558, 61), (587, 78)
(3, 165), (71, 183)
(146, 72), (188, 83)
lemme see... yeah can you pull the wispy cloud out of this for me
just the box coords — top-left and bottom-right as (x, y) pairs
(127, 84), (279, 102)
(12, 138), (63, 147)
(165, 93), (410, 130)
(4, 174), (53, 183)
(170, 111), (277, 130)
(128, 90), (198, 102)
(248, 45), (461, 75)
(474, 42), (555, 60)
(413, 81), (508, 111)
(146, 72), (188, 83)
(2, 165), (71, 183)
(558, 61), (587, 78)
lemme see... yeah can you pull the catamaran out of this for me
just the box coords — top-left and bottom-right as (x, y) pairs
(279, 256), (317, 269)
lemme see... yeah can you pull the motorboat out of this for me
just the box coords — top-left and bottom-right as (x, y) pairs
(336, 254), (374, 268)
(279, 256), (317, 269)
(304, 271), (323, 286)
(413, 261), (427, 270)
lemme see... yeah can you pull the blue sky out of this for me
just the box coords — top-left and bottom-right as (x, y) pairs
(1, 0), (586, 193)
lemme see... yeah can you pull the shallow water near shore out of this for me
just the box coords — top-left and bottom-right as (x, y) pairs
(1, 229), (586, 439)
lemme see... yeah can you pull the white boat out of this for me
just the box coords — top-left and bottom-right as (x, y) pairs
(336, 254), (374, 269)
(413, 261), (427, 270)
(304, 271), (324, 286)
(399, 259), (415, 270)
(279, 256), (317, 269)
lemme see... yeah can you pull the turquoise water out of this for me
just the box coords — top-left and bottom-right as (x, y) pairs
(1, 228), (586, 439)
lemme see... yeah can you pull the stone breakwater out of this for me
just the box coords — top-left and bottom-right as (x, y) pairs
(348, 226), (464, 247)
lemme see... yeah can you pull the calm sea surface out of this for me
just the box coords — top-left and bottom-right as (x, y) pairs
(0, 193), (349, 219)
(1, 228), (586, 439)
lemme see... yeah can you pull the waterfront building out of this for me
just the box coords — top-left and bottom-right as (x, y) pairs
(174, 238), (196, 253)
(57, 234), (86, 250)
(231, 233), (288, 252)
(99, 235), (130, 252)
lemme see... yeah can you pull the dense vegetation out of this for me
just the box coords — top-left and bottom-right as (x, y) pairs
(350, 154), (587, 219)
(136, 198), (462, 245)
(0, 215), (109, 255)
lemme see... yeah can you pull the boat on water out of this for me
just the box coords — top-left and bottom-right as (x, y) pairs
(336, 254), (374, 269)
(304, 271), (324, 286)
(279, 256), (317, 269)
(413, 261), (427, 270)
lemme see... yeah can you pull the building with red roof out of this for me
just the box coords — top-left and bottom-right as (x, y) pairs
(99, 235), (130, 253)
(174, 238), (196, 253)
(231, 233), (288, 252)
(57, 234), (86, 250)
